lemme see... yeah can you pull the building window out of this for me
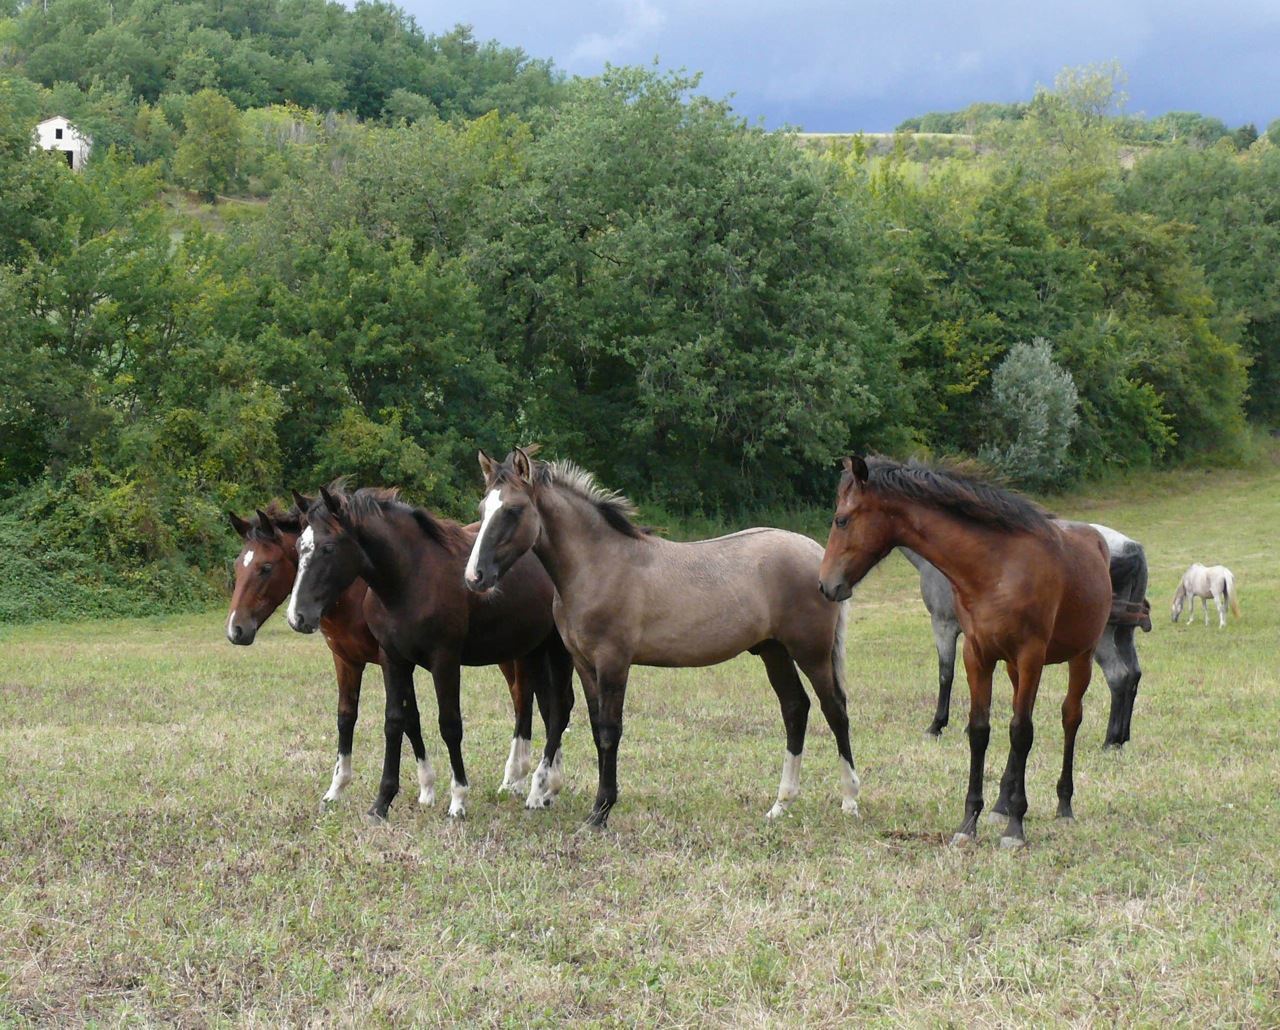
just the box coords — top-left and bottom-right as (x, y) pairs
(55, 127), (64, 140)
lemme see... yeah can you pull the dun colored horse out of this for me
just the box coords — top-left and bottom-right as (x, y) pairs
(226, 503), (537, 807)
(903, 520), (1150, 749)
(819, 456), (1146, 848)
(286, 482), (574, 821)
(463, 448), (857, 830)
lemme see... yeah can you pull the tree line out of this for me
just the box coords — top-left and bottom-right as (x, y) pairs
(0, 40), (1275, 620)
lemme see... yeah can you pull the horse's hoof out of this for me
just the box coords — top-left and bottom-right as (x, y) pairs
(364, 810), (388, 826)
(574, 818), (607, 836)
(417, 790), (435, 807)
(524, 796), (553, 811)
(321, 791), (340, 804)
(986, 809), (1008, 825)
(999, 835), (1027, 850)
(841, 798), (861, 817)
(765, 802), (790, 820)
(950, 831), (977, 847)
(925, 724), (945, 738)
(1056, 813), (1075, 823)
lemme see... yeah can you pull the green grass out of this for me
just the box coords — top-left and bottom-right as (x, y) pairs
(2, 458), (1279, 1025)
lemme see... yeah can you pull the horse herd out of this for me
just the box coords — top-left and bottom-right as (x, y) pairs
(224, 448), (1229, 848)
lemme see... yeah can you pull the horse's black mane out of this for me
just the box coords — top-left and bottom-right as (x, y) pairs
(313, 483), (471, 553)
(860, 457), (1053, 535)
(250, 501), (302, 540)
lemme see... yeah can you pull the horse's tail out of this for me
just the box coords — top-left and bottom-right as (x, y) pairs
(831, 599), (849, 703)
(1225, 571), (1241, 618)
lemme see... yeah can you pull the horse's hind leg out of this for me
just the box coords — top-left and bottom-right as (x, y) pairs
(370, 657), (414, 821)
(323, 655), (363, 803)
(792, 644), (860, 817)
(526, 638), (575, 810)
(756, 641), (811, 819)
(499, 659), (533, 794)
(926, 619), (961, 737)
(1214, 591), (1227, 629)
(1056, 652), (1094, 821)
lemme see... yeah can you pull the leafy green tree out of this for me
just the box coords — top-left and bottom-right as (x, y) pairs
(174, 87), (242, 200)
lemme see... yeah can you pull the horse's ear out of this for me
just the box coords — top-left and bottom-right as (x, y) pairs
(228, 511), (252, 538)
(319, 485), (347, 524)
(842, 455), (869, 487)
(477, 449), (496, 481)
(255, 509), (278, 539)
(513, 446), (534, 483)
(291, 489), (313, 514)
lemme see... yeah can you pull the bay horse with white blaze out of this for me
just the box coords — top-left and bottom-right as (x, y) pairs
(819, 456), (1146, 848)
(226, 502), (539, 806)
(463, 448), (857, 830)
(286, 482), (575, 821)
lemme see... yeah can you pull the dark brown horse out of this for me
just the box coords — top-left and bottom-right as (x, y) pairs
(226, 503), (539, 807)
(464, 449), (857, 830)
(286, 483), (574, 821)
(819, 456), (1144, 848)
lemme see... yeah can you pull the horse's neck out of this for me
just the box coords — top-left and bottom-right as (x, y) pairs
(356, 515), (444, 602)
(532, 487), (628, 595)
(890, 504), (1011, 607)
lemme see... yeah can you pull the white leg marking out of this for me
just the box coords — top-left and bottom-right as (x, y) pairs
(839, 758), (861, 816)
(766, 750), (803, 819)
(286, 526), (315, 630)
(524, 747), (564, 810)
(323, 753), (353, 802)
(447, 776), (468, 818)
(417, 756), (436, 805)
(464, 489), (503, 586)
(500, 736), (532, 792)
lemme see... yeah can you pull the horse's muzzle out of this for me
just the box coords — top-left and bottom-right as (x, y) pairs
(227, 620), (257, 646)
(819, 579), (852, 603)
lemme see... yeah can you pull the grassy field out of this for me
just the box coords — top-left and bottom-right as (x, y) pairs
(2, 460), (1279, 1025)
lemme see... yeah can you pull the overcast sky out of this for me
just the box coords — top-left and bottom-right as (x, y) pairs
(399, 0), (1280, 131)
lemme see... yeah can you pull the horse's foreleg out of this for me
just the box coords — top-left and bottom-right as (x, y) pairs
(499, 659), (533, 794)
(927, 620), (961, 737)
(1057, 652), (1094, 821)
(526, 640), (574, 810)
(989, 661), (1019, 823)
(401, 675), (434, 806)
(758, 642), (811, 819)
(323, 655), (363, 803)
(583, 659), (629, 830)
(430, 657), (467, 818)
(999, 646), (1047, 848)
(370, 657), (413, 822)
(952, 642), (994, 846)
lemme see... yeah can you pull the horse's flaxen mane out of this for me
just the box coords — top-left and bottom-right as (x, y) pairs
(316, 483), (471, 553)
(534, 460), (646, 540)
(861, 457), (1053, 536)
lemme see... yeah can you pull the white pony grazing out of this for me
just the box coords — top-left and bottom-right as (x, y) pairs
(1172, 564), (1240, 628)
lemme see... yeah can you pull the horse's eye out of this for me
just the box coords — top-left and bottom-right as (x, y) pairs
(260, 563), (273, 575)
(320, 543), (334, 555)
(834, 515), (850, 529)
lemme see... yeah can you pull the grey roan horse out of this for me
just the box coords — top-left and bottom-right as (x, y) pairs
(903, 522), (1150, 750)
(463, 448), (858, 829)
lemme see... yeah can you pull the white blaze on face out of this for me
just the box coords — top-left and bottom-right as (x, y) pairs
(465, 489), (503, 584)
(286, 526), (315, 628)
(242, 549), (255, 568)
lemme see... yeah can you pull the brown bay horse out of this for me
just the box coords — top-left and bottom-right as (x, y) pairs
(226, 503), (540, 808)
(463, 448), (858, 830)
(819, 456), (1147, 848)
(286, 484), (574, 821)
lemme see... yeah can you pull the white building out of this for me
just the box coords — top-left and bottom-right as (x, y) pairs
(35, 116), (92, 171)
